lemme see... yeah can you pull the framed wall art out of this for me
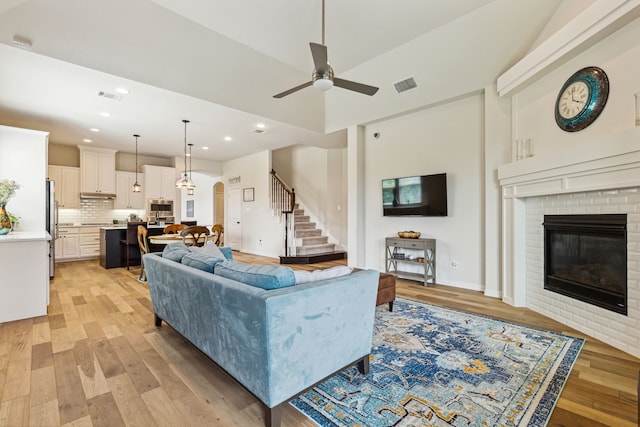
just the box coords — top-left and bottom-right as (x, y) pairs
(243, 187), (255, 202)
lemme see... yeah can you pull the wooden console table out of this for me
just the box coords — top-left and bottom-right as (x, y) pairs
(385, 237), (436, 285)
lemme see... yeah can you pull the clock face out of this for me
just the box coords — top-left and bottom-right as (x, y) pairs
(558, 81), (589, 119)
(554, 66), (609, 132)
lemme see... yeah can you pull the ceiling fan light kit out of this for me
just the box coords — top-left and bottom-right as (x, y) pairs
(273, 0), (378, 98)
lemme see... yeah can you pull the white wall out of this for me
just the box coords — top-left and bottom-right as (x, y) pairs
(180, 171), (220, 226)
(512, 16), (640, 154)
(360, 94), (485, 290)
(0, 125), (48, 231)
(223, 150), (282, 258)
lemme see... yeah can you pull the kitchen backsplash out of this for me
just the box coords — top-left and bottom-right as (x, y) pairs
(57, 198), (145, 225)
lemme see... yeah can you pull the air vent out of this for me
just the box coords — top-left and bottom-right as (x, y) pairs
(253, 129), (266, 134)
(97, 91), (123, 101)
(393, 77), (418, 93)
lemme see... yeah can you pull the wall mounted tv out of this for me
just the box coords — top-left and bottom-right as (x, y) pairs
(382, 173), (448, 216)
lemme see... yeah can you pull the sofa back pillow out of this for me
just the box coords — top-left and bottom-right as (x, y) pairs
(293, 265), (353, 285)
(181, 252), (224, 273)
(190, 242), (233, 260)
(162, 242), (191, 263)
(214, 261), (296, 290)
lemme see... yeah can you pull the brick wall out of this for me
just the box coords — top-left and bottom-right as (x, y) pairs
(525, 187), (640, 357)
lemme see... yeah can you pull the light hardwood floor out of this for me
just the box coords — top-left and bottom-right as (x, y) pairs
(0, 254), (638, 426)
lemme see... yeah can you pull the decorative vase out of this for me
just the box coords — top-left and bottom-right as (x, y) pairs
(0, 204), (11, 235)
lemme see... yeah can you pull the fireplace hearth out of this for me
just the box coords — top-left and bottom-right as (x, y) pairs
(543, 214), (627, 315)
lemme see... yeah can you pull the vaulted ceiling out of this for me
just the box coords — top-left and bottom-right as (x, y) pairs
(0, 0), (565, 162)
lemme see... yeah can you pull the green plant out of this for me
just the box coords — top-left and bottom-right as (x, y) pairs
(0, 179), (21, 205)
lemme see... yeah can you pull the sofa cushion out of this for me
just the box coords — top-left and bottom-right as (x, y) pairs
(294, 266), (353, 285)
(181, 252), (224, 273)
(162, 242), (190, 263)
(214, 260), (296, 290)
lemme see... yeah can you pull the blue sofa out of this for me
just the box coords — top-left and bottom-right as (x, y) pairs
(143, 248), (379, 427)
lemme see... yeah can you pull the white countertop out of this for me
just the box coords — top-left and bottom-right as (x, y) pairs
(0, 230), (51, 243)
(101, 224), (165, 230)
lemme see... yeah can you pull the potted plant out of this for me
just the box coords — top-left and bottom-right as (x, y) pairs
(0, 179), (21, 235)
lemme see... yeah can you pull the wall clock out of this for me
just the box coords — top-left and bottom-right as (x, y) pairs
(554, 66), (609, 132)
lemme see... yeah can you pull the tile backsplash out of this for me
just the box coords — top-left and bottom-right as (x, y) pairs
(57, 198), (145, 225)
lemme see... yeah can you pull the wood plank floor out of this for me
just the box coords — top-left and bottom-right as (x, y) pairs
(0, 254), (638, 426)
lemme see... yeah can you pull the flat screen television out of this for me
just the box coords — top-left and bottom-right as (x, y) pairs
(382, 173), (448, 216)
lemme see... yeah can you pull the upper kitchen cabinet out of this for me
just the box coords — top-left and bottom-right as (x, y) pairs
(115, 171), (144, 209)
(142, 165), (176, 200)
(47, 165), (80, 208)
(79, 147), (116, 195)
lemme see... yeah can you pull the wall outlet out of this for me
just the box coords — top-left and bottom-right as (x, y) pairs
(451, 260), (459, 269)
(259, 239), (263, 246)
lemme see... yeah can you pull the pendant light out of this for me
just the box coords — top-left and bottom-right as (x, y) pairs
(175, 119), (194, 189)
(187, 143), (195, 196)
(132, 134), (141, 193)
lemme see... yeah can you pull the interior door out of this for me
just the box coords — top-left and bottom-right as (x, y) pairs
(227, 187), (242, 250)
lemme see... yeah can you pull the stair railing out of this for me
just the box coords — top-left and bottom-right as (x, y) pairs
(270, 169), (296, 256)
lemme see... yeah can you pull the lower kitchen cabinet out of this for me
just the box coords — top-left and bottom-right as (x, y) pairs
(56, 226), (100, 261)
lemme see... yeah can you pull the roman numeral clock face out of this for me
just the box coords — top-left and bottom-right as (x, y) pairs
(554, 66), (609, 132)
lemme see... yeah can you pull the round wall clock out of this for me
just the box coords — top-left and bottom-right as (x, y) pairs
(554, 66), (609, 132)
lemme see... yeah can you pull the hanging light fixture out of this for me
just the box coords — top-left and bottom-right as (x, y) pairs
(175, 119), (194, 189)
(132, 134), (142, 193)
(187, 143), (195, 196)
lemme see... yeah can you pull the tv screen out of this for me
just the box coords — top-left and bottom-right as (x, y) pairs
(382, 173), (448, 216)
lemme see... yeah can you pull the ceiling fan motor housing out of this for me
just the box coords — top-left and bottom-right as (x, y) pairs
(312, 66), (334, 91)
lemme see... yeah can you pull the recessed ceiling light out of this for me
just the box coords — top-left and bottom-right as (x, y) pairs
(256, 123), (266, 129)
(89, 128), (100, 132)
(202, 146), (209, 150)
(224, 136), (232, 142)
(100, 112), (111, 118)
(115, 88), (130, 95)
(83, 139), (92, 143)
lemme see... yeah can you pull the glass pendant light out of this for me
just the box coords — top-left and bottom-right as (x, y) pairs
(132, 134), (141, 192)
(187, 143), (195, 196)
(175, 119), (194, 188)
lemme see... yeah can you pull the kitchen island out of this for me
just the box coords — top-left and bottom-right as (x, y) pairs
(0, 231), (51, 323)
(100, 224), (166, 269)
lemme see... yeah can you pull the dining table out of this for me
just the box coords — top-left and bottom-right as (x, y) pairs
(148, 233), (203, 245)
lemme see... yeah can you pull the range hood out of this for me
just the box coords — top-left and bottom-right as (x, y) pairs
(80, 192), (116, 199)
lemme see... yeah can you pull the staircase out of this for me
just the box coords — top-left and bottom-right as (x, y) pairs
(270, 170), (346, 264)
(281, 205), (346, 264)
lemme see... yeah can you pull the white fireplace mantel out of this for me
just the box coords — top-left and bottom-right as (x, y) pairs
(498, 126), (640, 306)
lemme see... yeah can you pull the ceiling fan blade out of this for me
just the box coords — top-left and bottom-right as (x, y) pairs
(309, 42), (328, 71)
(273, 81), (313, 98)
(333, 78), (379, 96)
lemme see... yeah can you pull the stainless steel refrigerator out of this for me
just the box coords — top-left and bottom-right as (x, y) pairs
(46, 179), (57, 279)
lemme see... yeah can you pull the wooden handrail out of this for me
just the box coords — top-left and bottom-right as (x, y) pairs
(270, 169), (295, 215)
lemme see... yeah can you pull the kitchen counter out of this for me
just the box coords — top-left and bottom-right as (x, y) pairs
(0, 230), (51, 243)
(0, 230), (50, 323)
(100, 225), (167, 269)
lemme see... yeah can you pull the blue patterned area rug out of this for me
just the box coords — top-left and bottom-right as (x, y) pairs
(291, 298), (584, 427)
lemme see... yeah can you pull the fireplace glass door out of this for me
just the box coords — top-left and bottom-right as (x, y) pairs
(543, 214), (627, 315)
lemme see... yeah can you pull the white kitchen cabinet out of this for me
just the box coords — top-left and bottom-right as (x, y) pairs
(56, 227), (80, 260)
(48, 165), (80, 208)
(80, 147), (116, 194)
(115, 171), (144, 209)
(143, 165), (176, 200)
(56, 226), (101, 261)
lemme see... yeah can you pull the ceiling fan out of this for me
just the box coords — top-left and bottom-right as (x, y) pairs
(273, 0), (379, 99)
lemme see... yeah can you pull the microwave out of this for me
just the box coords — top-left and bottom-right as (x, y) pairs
(148, 199), (173, 217)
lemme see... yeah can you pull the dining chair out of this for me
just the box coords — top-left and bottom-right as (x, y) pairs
(211, 224), (224, 246)
(137, 225), (150, 282)
(179, 225), (210, 247)
(164, 224), (186, 234)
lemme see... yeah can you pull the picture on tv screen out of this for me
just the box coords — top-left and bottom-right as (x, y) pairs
(382, 173), (447, 216)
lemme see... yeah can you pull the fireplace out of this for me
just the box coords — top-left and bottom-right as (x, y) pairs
(543, 214), (627, 315)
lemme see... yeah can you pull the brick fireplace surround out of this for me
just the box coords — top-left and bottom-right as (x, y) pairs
(499, 128), (640, 358)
